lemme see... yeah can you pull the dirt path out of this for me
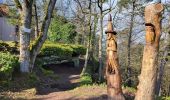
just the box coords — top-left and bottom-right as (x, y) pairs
(0, 60), (133, 100)
(36, 61), (108, 100)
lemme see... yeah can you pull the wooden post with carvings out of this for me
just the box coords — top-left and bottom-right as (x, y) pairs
(105, 14), (125, 100)
(135, 3), (164, 100)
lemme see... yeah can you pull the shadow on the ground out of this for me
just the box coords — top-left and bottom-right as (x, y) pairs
(0, 59), (84, 99)
(36, 60), (84, 95)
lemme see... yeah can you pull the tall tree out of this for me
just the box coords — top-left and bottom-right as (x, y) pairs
(126, 0), (136, 86)
(14, 0), (57, 72)
(135, 3), (164, 100)
(80, 0), (93, 75)
(14, 0), (33, 72)
(117, 0), (144, 86)
(30, 0), (57, 71)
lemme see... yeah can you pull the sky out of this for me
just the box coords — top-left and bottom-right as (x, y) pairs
(0, 0), (3, 4)
(162, 0), (170, 3)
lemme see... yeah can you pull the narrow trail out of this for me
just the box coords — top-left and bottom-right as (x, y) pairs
(45, 62), (82, 91)
(36, 60), (107, 100)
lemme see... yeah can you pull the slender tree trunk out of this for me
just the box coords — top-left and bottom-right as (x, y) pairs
(156, 30), (170, 96)
(30, 0), (57, 71)
(98, 14), (103, 82)
(82, 35), (91, 74)
(82, 20), (92, 74)
(127, 0), (135, 86)
(19, 0), (33, 73)
(105, 14), (125, 100)
(81, 0), (93, 75)
(98, 2), (104, 82)
(34, 0), (39, 39)
(135, 3), (164, 100)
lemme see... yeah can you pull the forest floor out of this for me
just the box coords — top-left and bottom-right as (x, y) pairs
(36, 61), (108, 100)
(0, 60), (110, 100)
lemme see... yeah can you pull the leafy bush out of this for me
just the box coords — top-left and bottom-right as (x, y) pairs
(40, 43), (73, 58)
(61, 44), (86, 56)
(40, 42), (86, 58)
(0, 52), (19, 80)
(0, 41), (19, 54)
(0, 42), (10, 52)
(156, 96), (170, 100)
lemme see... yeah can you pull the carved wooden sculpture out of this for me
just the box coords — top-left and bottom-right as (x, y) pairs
(105, 14), (125, 100)
(135, 3), (164, 100)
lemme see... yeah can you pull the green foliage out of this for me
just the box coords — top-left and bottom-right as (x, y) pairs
(40, 42), (86, 58)
(48, 15), (77, 43)
(80, 73), (92, 85)
(0, 41), (19, 54)
(0, 42), (10, 51)
(40, 43), (73, 58)
(61, 44), (86, 56)
(0, 52), (19, 80)
(156, 96), (170, 100)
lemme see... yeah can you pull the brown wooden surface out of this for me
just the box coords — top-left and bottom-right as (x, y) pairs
(135, 3), (164, 100)
(105, 14), (125, 100)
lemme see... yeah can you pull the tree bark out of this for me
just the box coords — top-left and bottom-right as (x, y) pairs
(19, 0), (33, 73)
(105, 14), (125, 100)
(135, 3), (164, 100)
(98, 0), (104, 82)
(34, 0), (39, 39)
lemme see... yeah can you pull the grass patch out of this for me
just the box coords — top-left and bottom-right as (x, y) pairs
(80, 73), (92, 85)
(156, 96), (170, 100)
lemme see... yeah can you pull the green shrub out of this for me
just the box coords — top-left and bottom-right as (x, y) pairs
(0, 52), (19, 80)
(156, 96), (170, 100)
(61, 44), (86, 56)
(0, 41), (19, 54)
(40, 42), (86, 58)
(40, 43), (73, 58)
(0, 42), (10, 52)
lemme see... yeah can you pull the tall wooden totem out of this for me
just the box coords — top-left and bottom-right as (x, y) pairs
(105, 14), (125, 100)
(135, 3), (164, 100)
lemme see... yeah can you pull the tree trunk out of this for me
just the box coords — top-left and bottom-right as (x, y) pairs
(105, 14), (125, 100)
(81, 0), (93, 75)
(98, 15), (103, 82)
(34, 0), (39, 39)
(19, 0), (33, 73)
(81, 20), (92, 75)
(98, 3), (103, 82)
(156, 30), (170, 96)
(82, 38), (91, 74)
(135, 3), (164, 100)
(30, 0), (57, 71)
(127, 1), (135, 87)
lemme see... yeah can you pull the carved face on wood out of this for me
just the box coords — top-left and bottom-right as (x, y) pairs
(107, 33), (117, 52)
